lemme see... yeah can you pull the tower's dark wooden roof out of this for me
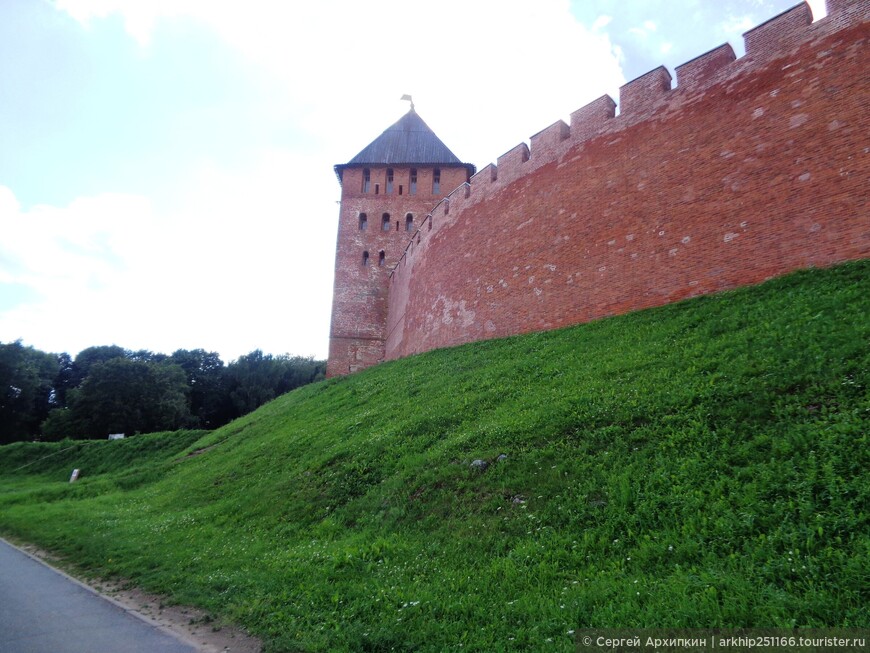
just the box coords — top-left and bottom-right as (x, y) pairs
(335, 109), (475, 181)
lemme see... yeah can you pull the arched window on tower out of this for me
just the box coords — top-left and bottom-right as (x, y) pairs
(382, 213), (391, 231)
(433, 168), (441, 194)
(358, 213), (367, 230)
(405, 213), (413, 232)
(378, 250), (385, 266)
(386, 169), (394, 194)
(410, 168), (417, 195)
(362, 250), (369, 266)
(362, 169), (371, 193)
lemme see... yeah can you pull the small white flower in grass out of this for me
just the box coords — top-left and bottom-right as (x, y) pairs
(568, 630), (575, 635)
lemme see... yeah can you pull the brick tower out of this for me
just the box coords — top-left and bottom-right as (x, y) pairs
(327, 106), (475, 377)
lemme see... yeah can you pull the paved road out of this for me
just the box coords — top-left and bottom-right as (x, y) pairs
(0, 537), (198, 653)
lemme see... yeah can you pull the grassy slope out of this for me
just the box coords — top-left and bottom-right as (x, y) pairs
(0, 262), (868, 652)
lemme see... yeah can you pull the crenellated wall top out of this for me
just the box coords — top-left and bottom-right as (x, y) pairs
(389, 0), (866, 278)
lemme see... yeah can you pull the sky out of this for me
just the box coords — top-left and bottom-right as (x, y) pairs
(0, 0), (827, 363)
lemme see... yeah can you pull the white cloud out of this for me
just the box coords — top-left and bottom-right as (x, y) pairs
(0, 155), (336, 361)
(592, 15), (613, 31)
(629, 19), (659, 40)
(809, 0), (827, 19)
(720, 14), (756, 38)
(52, 0), (626, 169)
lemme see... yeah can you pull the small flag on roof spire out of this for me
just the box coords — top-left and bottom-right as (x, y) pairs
(400, 94), (415, 111)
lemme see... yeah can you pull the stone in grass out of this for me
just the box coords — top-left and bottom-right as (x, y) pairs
(496, 454), (508, 463)
(470, 459), (489, 472)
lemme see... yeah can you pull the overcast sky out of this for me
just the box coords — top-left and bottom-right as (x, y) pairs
(0, 0), (827, 363)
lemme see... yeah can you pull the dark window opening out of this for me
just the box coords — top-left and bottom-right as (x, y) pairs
(358, 213), (367, 230)
(405, 213), (413, 231)
(362, 169), (370, 193)
(378, 251), (385, 266)
(374, 183), (380, 195)
(433, 168), (441, 194)
(398, 185), (403, 196)
(386, 169), (394, 194)
(382, 213), (391, 231)
(362, 250), (369, 266)
(410, 168), (417, 195)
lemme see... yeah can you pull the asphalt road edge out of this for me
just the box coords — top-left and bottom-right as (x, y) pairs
(0, 536), (229, 653)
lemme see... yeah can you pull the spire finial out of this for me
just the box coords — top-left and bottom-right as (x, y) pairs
(400, 94), (415, 111)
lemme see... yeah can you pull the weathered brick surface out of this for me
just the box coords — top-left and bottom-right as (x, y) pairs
(619, 66), (672, 118)
(382, 5), (869, 364)
(743, 3), (812, 62)
(675, 44), (736, 91)
(327, 166), (468, 377)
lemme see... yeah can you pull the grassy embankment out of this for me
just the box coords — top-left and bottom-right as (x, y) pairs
(0, 262), (867, 652)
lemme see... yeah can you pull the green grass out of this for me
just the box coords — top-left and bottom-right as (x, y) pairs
(1, 262), (868, 652)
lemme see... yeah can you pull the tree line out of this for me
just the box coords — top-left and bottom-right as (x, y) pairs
(0, 341), (325, 444)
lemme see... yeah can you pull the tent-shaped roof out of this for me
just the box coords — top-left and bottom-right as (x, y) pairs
(335, 109), (475, 182)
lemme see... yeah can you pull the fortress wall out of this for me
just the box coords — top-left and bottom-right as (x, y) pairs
(328, 164), (469, 377)
(327, 199), (392, 376)
(743, 3), (813, 62)
(675, 44), (736, 91)
(385, 1), (869, 361)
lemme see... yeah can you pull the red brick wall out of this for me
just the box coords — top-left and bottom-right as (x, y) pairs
(327, 165), (469, 377)
(385, 4), (869, 362)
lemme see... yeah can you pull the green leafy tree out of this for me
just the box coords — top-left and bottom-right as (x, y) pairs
(170, 349), (231, 428)
(52, 352), (76, 408)
(70, 345), (128, 387)
(42, 358), (191, 439)
(0, 341), (60, 443)
(224, 350), (325, 419)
